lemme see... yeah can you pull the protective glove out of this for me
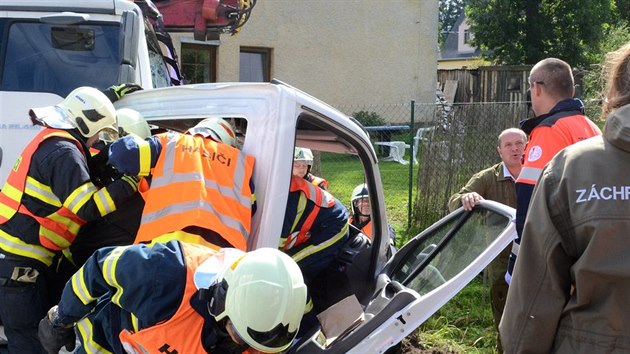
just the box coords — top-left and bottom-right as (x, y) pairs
(103, 83), (143, 103)
(38, 305), (76, 354)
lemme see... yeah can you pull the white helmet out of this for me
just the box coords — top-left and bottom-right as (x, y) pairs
(117, 108), (151, 139)
(294, 147), (313, 165)
(207, 248), (307, 353)
(187, 117), (237, 147)
(29, 86), (117, 139)
(351, 183), (370, 216)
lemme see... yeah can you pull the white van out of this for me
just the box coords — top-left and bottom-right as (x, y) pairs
(113, 80), (517, 353)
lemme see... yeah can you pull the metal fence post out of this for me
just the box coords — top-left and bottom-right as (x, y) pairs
(407, 100), (415, 230)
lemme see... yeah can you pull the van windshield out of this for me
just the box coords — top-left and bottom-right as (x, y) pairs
(0, 19), (121, 97)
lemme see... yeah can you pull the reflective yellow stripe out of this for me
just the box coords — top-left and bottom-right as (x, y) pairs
(40, 226), (72, 250)
(291, 223), (349, 263)
(0, 229), (55, 266)
(0, 183), (23, 219)
(304, 297), (313, 314)
(24, 177), (61, 207)
(1, 183), (22, 203)
(65, 182), (98, 214)
(71, 266), (97, 305)
(0, 203), (14, 220)
(77, 318), (113, 354)
(138, 139), (152, 176)
(291, 194), (308, 232)
(131, 313), (139, 332)
(102, 246), (130, 306)
(46, 211), (83, 235)
(93, 188), (116, 216)
(62, 248), (77, 268)
(150, 231), (222, 251)
(278, 195), (308, 249)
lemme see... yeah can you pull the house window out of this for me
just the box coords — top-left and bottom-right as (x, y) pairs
(181, 43), (217, 84)
(463, 30), (472, 44)
(240, 47), (271, 82)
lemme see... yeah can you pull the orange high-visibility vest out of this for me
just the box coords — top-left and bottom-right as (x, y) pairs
(307, 175), (329, 190)
(516, 114), (601, 186)
(282, 176), (335, 250)
(0, 128), (87, 255)
(349, 216), (373, 240)
(134, 133), (255, 251)
(119, 242), (214, 353)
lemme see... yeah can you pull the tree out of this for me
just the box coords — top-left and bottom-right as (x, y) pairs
(582, 22), (630, 120)
(465, 0), (615, 67)
(614, 0), (630, 23)
(439, 0), (465, 47)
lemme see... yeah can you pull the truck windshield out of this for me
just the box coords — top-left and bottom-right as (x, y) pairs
(0, 19), (121, 97)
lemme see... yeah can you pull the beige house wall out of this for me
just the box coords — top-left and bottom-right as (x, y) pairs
(170, 0), (438, 107)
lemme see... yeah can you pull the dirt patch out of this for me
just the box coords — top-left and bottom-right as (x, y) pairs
(399, 336), (459, 354)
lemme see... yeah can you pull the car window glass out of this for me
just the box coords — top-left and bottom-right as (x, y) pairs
(392, 208), (510, 295)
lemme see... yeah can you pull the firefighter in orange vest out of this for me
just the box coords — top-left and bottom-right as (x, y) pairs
(293, 147), (329, 190)
(281, 175), (348, 280)
(38, 241), (307, 354)
(348, 183), (373, 240)
(0, 87), (140, 353)
(281, 174), (349, 326)
(347, 183), (396, 249)
(108, 117), (255, 251)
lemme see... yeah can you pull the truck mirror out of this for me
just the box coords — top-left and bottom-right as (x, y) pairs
(120, 10), (139, 70)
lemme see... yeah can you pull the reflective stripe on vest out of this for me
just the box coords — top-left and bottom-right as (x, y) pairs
(0, 129), (79, 222)
(282, 176), (335, 250)
(119, 243), (214, 354)
(0, 129), (87, 254)
(309, 175), (329, 190)
(515, 166), (543, 186)
(0, 228), (55, 266)
(134, 133), (254, 251)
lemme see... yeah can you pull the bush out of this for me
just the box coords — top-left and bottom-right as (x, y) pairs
(352, 110), (386, 126)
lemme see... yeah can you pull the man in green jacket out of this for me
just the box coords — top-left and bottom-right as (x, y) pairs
(447, 127), (526, 353)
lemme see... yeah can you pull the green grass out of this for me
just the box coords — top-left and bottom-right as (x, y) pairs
(319, 154), (498, 353)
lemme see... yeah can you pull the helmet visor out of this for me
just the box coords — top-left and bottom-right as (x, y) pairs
(246, 322), (296, 351)
(97, 127), (120, 143)
(29, 105), (75, 129)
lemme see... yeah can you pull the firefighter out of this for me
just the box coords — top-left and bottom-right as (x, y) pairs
(38, 241), (307, 354)
(281, 175), (349, 322)
(281, 175), (348, 281)
(0, 86), (140, 353)
(347, 183), (396, 248)
(348, 183), (373, 239)
(293, 147), (329, 190)
(67, 108), (153, 268)
(108, 117), (255, 251)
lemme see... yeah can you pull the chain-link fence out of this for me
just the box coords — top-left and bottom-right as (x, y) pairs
(326, 99), (602, 240)
(413, 102), (526, 231)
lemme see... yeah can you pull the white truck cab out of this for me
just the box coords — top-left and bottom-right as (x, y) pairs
(0, 0), (172, 184)
(114, 80), (517, 353)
